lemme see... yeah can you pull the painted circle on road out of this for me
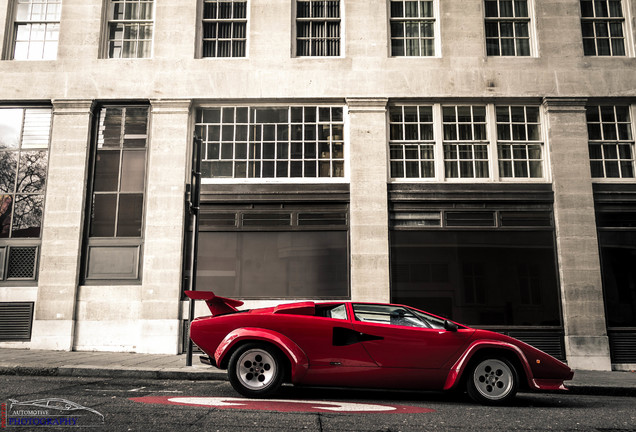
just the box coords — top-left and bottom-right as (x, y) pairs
(130, 396), (436, 414)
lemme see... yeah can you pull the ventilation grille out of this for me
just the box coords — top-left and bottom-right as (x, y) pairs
(608, 331), (636, 363)
(7, 247), (37, 279)
(0, 302), (34, 341)
(503, 330), (566, 361)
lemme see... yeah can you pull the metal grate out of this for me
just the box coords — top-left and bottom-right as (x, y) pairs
(608, 331), (636, 363)
(446, 211), (496, 227)
(7, 247), (37, 279)
(0, 302), (34, 341)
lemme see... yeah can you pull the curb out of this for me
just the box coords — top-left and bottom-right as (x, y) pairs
(0, 365), (226, 381)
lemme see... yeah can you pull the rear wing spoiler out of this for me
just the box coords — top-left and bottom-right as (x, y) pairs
(184, 291), (244, 316)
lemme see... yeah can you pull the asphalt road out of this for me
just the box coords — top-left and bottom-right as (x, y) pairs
(1, 375), (635, 431)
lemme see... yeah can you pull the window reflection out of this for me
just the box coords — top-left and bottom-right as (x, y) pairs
(12, 194), (43, 237)
(0, 108), (50, 240)
(17, 151), (47, 193)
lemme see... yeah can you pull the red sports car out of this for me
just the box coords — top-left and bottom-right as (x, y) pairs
(186, 291), (573, 405)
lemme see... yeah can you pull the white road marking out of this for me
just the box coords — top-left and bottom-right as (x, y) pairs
(168, 397), (397, 412)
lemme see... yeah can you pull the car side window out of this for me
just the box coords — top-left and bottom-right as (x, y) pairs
(316, 303), (348, 320)
(352, 304), (430, 328)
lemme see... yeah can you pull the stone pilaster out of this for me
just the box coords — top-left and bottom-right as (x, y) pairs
(31, 99), (93, 351)
(543, 97), (611, 370)
(346, 98), (390, 303)
(137, 99), (192, 354)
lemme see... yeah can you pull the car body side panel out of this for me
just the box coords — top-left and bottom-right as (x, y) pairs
(298, 365), (451, 389)
(190, 312), (379, 385)
(351, 322), (473, 368)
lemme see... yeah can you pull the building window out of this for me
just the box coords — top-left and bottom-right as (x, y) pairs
(484, 0), (532, 56)
(496, 106), (543, 178)
(201, 0), (247, 57)
(389, 106), (435, 178)
(195, 106), (345, 180)
(296, 0), (341, 56)
(443, 105), (489, 178)
(587, 105), (634, 178)
(106, 0), (154, 58)
(7, 0), (62, 60)
(194, 204), (349, 298)
(83, 105), (148, 282)
(389, 103), (546, 181)
(0, 107), (51, 282)
(389, 0), (436, 56)
(581, 0), (626, 56)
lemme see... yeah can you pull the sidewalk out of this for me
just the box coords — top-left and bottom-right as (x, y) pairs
(1, 348), (635, 396)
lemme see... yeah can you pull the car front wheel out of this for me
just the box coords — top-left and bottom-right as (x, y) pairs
(466, 357), (518, 405)
(228, 343), (284, 398)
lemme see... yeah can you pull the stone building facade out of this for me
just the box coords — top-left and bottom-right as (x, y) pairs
(1, 0), (635, 371)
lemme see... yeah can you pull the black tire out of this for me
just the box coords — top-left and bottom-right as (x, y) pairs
(227, 343), (284, 398)
(466, 356), (519, 405)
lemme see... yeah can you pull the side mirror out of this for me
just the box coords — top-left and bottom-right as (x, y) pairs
(444, 320), (458, 332)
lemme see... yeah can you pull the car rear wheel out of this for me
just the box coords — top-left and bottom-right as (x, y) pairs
(228, 343), (284, 398)
(466, 357), (518, 405)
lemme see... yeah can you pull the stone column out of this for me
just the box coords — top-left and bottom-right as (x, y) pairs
(31, 100), (93, 351)
(543, 97), (611, 370)
(137, 99), (191, 354)
(347, 98), (390, 303)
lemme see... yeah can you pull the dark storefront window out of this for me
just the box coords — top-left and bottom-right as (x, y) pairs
(594, 185), (636, 363)
(195, 205), (349, 298)
(599, 230), (636, 328)
(391, 229), (561, 327)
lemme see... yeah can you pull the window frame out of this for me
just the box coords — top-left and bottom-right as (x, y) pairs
(197, 0), (249, 59)
(587, 104), (636, 181)
(195, 104), (350, 184)
(101, 0), (155, 59)
(483, 0), (536, 57)
(0, 105), (52, 285)
(388, 102), (549, 183)
(388, 0), (441, 58)
(3, 0), (62, 61)
(293, 0), (343, 58)
(81, 104), (150, 284)
(580, 0), (631, 56)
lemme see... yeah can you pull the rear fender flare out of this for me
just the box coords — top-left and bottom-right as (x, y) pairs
(215, 327), (309, 383)
(443, 340), (535, 391)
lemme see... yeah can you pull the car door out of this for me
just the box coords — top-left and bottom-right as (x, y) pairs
(350, 303), (473, 370)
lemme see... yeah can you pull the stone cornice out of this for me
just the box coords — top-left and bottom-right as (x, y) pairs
(150, 99), (192, 114)
(542, 97), (588, 113)
(346, 97), (388, 113)
(51, 99), (95, 116)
